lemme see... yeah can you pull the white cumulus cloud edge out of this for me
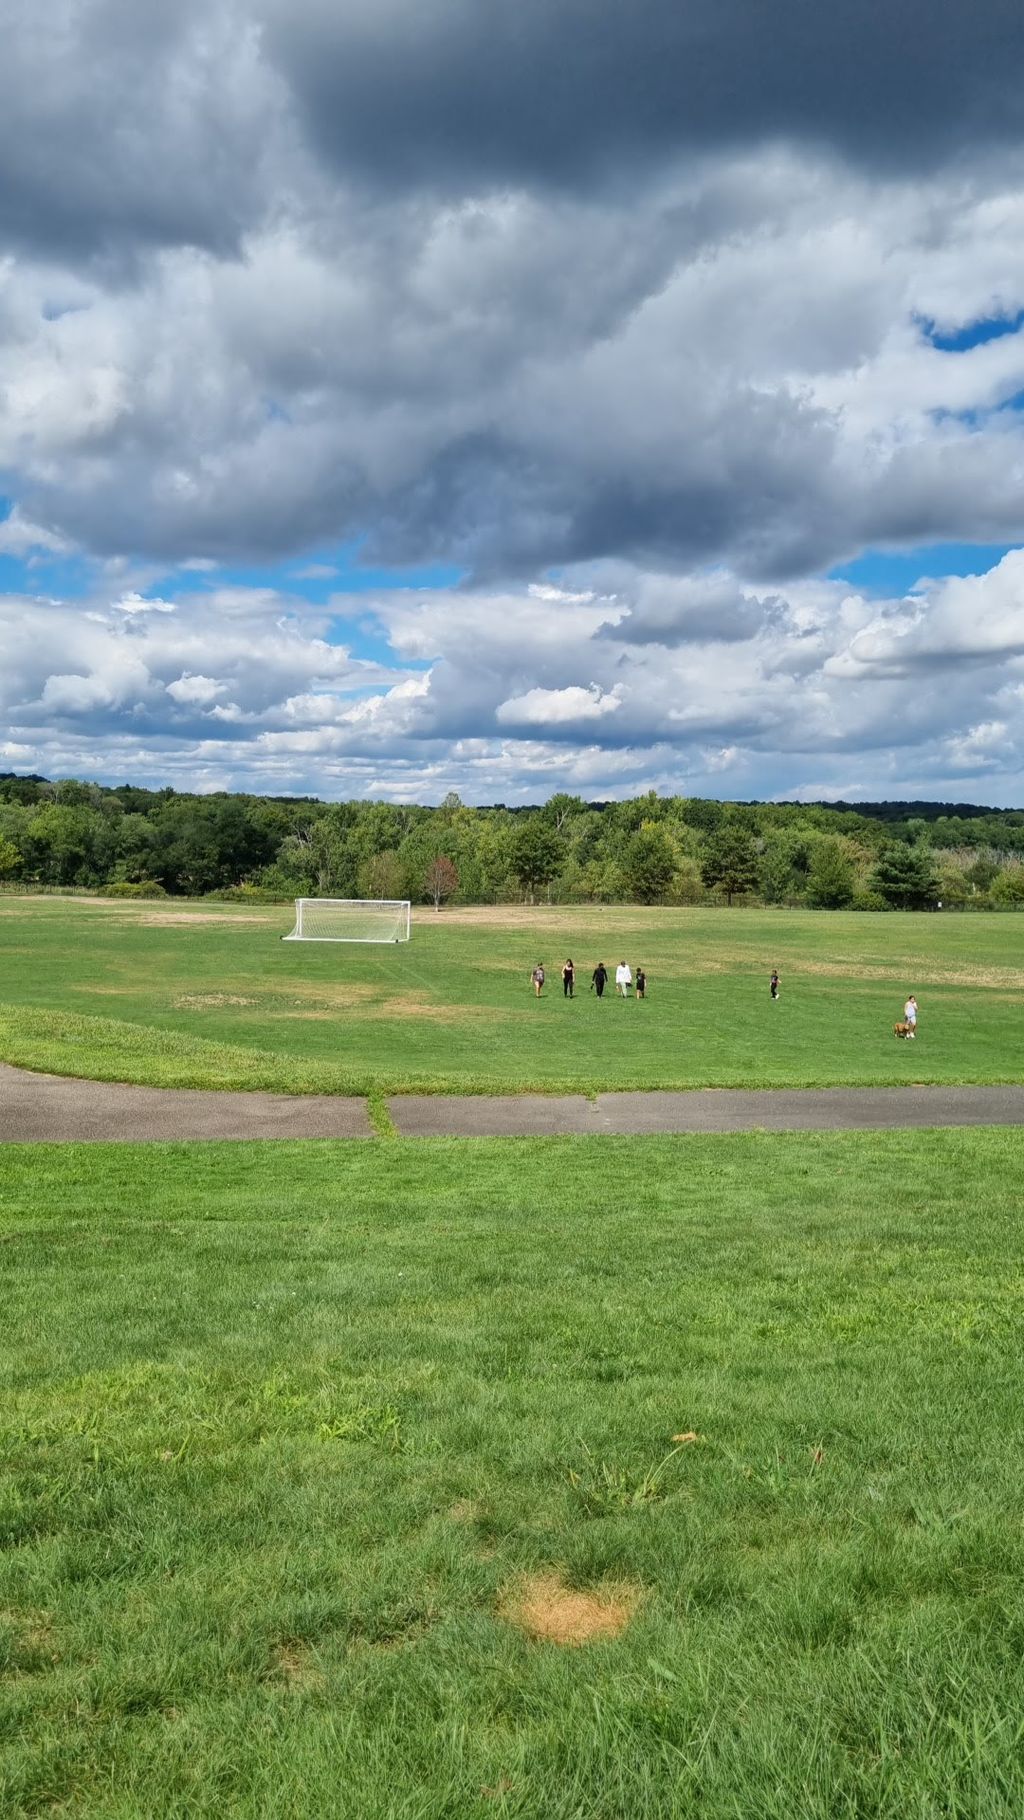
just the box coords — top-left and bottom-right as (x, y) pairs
(2, 552), (1024, 802)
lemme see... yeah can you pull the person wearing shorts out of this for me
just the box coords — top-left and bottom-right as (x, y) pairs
(531, 963), (545, 997)
(562, 959), (575, 998)
(770, 970), (780, 1001)
(615, 961), (632, 997)
(635, 967), (647, 999)
(592, 962), (608, 998)
(904, 994), (917, 1037)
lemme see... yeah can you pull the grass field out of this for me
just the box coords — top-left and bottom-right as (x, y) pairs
(2, 896), (1024, 1095)
(2, 1128), (1024, 1816)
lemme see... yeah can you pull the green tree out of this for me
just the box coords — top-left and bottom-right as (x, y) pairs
(0, 835), (23, 880)
(966, 855), (1000, 893)
(935, 863), (971, 908)
(352, 803), (407, 865)
(623, 825), (676, 904)
(680, 797), (724, 834)
(990, 867), (1024, 907)
(510, 816), (561, 903)
(869, 843), (939, 910)
(758, 834), (796, 904)
(700, 825), (759, 904)
(806, 838), (856, 909)
(542, 792), (586, 833)
(25, 804), (110, 886)
(357, 849), (405, 901)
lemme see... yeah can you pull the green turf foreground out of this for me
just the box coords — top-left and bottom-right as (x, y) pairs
(3, 1131), (1024, 1817)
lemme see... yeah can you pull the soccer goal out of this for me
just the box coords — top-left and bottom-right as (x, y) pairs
(283, 898), (411, 943)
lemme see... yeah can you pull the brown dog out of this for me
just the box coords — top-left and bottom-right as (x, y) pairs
(893, 1021), (912, 1039)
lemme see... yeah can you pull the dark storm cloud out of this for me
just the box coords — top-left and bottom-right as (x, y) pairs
(264, 0), (1024, 192)
(0, 0), (279, 261)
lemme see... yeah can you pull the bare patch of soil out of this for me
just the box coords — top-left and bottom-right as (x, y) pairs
(420, 905), (668, 932)
(38, 898), (279, 925)
(498, 1572), (641, 1647)
(139, 910), (280, 927)
(280, 980), (377, 1006)
(1, 1608), (57, 1666)
(173, 993), (258, 1009)
(340, 994), (528, 1023)
(378, 995), (501, 1023)
(793, 958), (1024, 990)
(270, 1640), (324, 1689)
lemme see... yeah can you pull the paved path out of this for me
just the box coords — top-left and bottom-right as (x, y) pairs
(2, 1061), (1024, 1143)
(0, 1062), (372, 1143)
(390, 1085), (1024, 1136)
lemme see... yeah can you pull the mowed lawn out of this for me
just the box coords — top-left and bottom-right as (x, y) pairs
(2, 1130), (1024, 1816)
(2, 897), (1024, 1094)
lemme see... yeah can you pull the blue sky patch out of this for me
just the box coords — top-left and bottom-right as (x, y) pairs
(921, 309), (1024, 353)
(828, 543), (1016, 596)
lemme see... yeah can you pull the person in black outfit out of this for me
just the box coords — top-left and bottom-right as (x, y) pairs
(635, 967), (646, 1000)
(562, 958), (575, 998)
(591, 962), (608, 998)
(770, 969), (780, 1001)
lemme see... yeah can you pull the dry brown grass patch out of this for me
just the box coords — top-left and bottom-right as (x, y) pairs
(139, 910), (279, 926)
(1, 1608), (57, 1666)
(343, 994), (528, 1023)
(794, 958), (1024, 990)
(417, 905), (681, 932)
(270, 1640), (324, 1690)
(173, 992), (257, 1009)
(498, 1572), (642, 1647)
(277, 980), (378, 1007)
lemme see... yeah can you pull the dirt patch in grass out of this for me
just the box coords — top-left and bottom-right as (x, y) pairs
(380, 995), (493, 1023)
(339, 994), (529, 1023)
(277, 980), (378, 1006)
(448, 1498), (483, 1524)
(138, 911), (280, 927)
(173, 993), (258, 1009)
(794, 958), (1024, 990)
(269, 1641), (324, 1690)
(422, 906), (672, 933)
(1, 1608), (57, 1668)
(499, 1572), (641, 1647)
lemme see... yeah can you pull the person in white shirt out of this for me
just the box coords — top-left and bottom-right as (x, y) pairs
(904, 995), (917, 1037)
(615, 961), (632, 997)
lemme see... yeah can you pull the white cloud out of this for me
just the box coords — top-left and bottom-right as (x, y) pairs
(1, 2), (1024, 801)
(0, 551), (1021, 802)
(0, 508), (72, 558)
(112, 591), (177, 617)
(165, 672), (226, 705)
(497, 683), (623, 725)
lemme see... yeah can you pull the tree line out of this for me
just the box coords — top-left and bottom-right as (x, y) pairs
(2, 773), (1024, 910)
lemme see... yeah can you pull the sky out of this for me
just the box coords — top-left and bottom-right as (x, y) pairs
(2, 1), (1024, 806)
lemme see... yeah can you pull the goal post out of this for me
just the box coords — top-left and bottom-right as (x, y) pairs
(283, 898), (411, 943)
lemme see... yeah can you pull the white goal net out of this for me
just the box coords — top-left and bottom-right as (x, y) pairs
(283, 898), (411, 943)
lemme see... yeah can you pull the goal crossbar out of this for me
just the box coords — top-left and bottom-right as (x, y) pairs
(283, 898), (411, 943)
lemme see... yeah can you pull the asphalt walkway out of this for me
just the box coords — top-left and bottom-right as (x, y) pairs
(2, 1061), (1024, 1143)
